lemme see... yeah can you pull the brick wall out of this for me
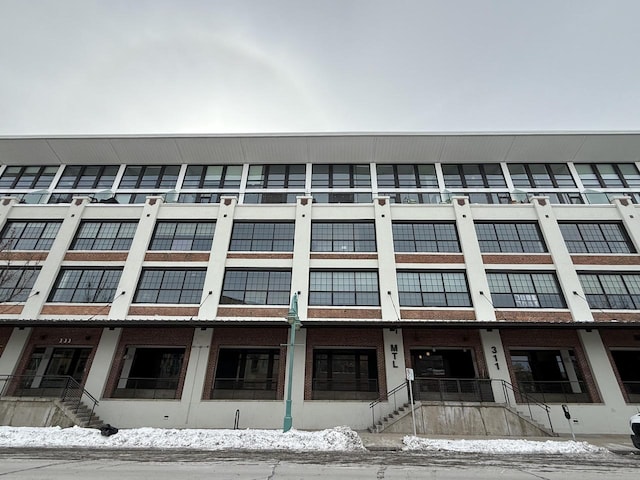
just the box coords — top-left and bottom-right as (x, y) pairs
(303, 327), (386, 400)
(203, 326), (288, 400)
(103, 327), (195, 399)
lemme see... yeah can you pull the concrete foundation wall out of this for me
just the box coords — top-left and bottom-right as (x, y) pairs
(0, 399), (74, 428)
(383, 403), (550, 436)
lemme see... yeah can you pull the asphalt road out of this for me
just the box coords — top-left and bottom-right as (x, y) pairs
(0, 448), (638, 479)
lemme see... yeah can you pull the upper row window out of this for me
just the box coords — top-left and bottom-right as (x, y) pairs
(247, 165), (305, 189)
(311, 164), (370, 188)
(0, 166), (58, 189)
(119, 165), (180, 189)
(57, 166), (119, 189)
(376, 164), (438, 188)
(509, 164), (575, 188)
(441, 164), (506, 188)
(182, 165), (242, 189)
(576, 164), (640, 189)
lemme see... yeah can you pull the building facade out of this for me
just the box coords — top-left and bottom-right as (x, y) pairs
(0, 132), (639, 434)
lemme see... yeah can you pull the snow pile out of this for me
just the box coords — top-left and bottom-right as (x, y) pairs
(403, 436), (609, 455)
(0, 425), (365, 451)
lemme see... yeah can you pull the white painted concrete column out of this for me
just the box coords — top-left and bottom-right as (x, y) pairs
(479, 329), (514, 403)
(20, 197), (92, 319)
(0, 327), (31, 379)
(613, 197), (640, 250)
(0, 197), (19, 231)
(374, 197), (407, 394)
(578, 329), (627, 408)
(183, 327), (213, 426)
(83, 327), (122, 400)
(287, 196), (312, 429)
(531, 196), (593, 321)
(198, 196), (236, 320)
(109, 196), (163, 319)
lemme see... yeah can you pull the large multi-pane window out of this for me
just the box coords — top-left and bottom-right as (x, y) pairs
(118, 165), (180, 189)
(309, 271), (379, 306)
(246, 164), (306, 188)
(508, 164), (576, 188)
(0, 267), (39, 302)
(148, 222), (215, 251)
(376, 164), (438, 188)
(312, 164), (371, 188)
(56, 165), (119, 189)
(134, 269), (206, 304)
(392, 223), (460, 253)
(397, 271), (471, 307)
(0, 221), (61, 250)
(49, 268), (122, 303)
(229, 223), (295, 251)
(0, 166), (58, 189)
(220, 269), (291, 305)
(113, 347), (185, 399)
(311, 222), (376, 252)
(575, 164), (640, 188)
(560, 223), (635, 254)
(486, 272), (565, 308)
(579, 273), (640, 310)
(442, 164), (506, 188)
(70, 221), (138, 250)
(213, 348), (280, 399)
(475, 223), (547, 253)
(181, 165), (242, 189)
(312, 349), (378, 399)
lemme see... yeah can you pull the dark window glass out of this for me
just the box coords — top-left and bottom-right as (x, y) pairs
(0, 221), (61, 250)
(134, 269), (206, 304)
(177, 193), (225, 204)
(229, 223), (295, 251)
(220, 269), (291, 305)
(71, 221), (138, 250)
(442, 164), (506, 188)
(475, 223), (547, 253)
(246, 164), (306, 188)
(382, 192), (444, 204)
(560, 223), (635, 254)
(119, 165), (180, 189)
(57, 165), (119, 189)
(113, 347), (185, 398)
(0, 166), (58, 189)
(397, 271), (471, 307)
(579, 273), (640, 310)
(487, 272), (565, 308)
(311, 164), (371, 188)
(213, 348), (280, 399)
(49, 269), (122, 303)
(182, 165), (242, 189)
(309, 271), (379, 306)
(312, 349), (378, 399)
(392, 223), (460, 253)
(311, 222), (376, 252)
(0, 267), (39, 302)
(312, 192), (372, 203)
(376, 164), (437, 188)
(509, 164), (576, 188)
(149, 222), (215, 251)
(576, 164), (640, 188)
(243, 192), (300, 204)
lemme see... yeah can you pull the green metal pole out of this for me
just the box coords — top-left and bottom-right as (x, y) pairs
(283, 293), (300, 432)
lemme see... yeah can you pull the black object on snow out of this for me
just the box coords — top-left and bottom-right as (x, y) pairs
(99, 424), (119, 437)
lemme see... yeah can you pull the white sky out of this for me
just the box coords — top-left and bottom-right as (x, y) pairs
(1, 0), (639, 135)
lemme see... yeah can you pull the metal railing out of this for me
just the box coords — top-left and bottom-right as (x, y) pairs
(112, 377), (180, 399)
(516, 380), (591, 404)
(0, 374), (99, 425)
(368, 377), (554, 434)
(212, 378), (278, 400)
(312, 378), (379, 400)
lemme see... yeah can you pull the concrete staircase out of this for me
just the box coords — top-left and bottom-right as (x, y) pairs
(55, 399), (104, 428)
(369, 401), (420, 433)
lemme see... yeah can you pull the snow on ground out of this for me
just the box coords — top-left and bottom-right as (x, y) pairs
(0, 426), (365, 451)
(0, 426), (611, 455)
(403, 436), (609, 455)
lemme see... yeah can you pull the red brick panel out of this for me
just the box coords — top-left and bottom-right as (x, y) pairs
(128, 306), (200, 317)
(0, 326), (13, 357)
(493, 311), (574, 323)
(482, 254), (553, 264)
(144, 252), (210, 262)
(571, 256), (640, 265)
(307, 308), (382, 319)
(400, 309), (476, 321)
(0, 252), (48, 261)
(304, 327), (386, 400)
(395, 254), (464, 264)
(104, 327), (195, 399)
(41, 305), (111, 316)
(216, 307), (289, 318)
(499, 328), (601, 403)
(203, 327), (288, 400)
(592, 312), (640, 323)
(226, 253), (293, 260)
(64, 252), (128, 262)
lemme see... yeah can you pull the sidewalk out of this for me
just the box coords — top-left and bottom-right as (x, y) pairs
(358, 431), (638, 454)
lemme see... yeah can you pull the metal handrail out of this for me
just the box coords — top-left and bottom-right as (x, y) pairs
(369, 381), (410, 431)
(1, 374), (99, 426)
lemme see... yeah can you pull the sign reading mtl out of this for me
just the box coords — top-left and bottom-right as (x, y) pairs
(390, 344), (400, 368)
